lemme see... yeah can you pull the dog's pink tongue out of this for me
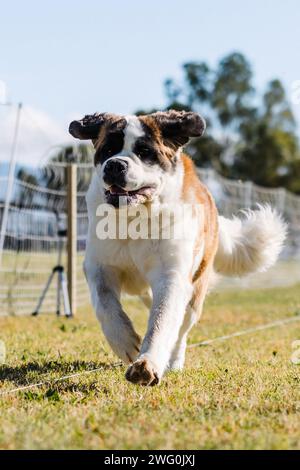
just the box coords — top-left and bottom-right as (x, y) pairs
(110, 185), (127, 194)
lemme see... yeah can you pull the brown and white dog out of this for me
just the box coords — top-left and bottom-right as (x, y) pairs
(69, 110), (286, 386)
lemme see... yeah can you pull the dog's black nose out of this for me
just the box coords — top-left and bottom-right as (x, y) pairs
(103, 159), (128, 186)
(104, 159), (128, 176)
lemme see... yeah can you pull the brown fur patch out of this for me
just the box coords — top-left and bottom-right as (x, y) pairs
(139, 115), (177, 170)
(125, 359), (159, 386)
(180, 154), (219, 285)
(93, 114), (126, 149)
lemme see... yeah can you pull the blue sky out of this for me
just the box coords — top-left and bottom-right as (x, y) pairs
(0, 0), (300, 164)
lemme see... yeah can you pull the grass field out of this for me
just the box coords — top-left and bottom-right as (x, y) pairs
(0, 284), (300, 450)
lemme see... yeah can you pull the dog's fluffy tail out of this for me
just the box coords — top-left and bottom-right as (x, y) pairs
(214, 205), (287, 277)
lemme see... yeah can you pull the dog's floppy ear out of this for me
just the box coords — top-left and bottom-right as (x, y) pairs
(69, 113), (108, 140)
(151, 110), (206, 148)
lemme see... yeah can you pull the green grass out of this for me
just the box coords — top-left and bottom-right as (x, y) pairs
(0, 285), (300, 450)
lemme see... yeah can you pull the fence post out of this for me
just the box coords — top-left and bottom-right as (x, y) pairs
(0, 102), (22, 268)
(277, 188), (286, 213)
(244, 181), (253, 208)
(67, 164), (77, 316)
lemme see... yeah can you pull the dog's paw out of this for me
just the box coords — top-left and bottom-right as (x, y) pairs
(168, 359), (184, 371)
(108, 327), (141, 365)
(167, 354), (185, 371)
(125, 358), (160, 386)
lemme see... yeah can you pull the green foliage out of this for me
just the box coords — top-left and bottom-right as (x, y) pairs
(15, 143), (94, 211)
(235, 78), (299, 188)
(138, 52), (300, 194)
(211, 52), (256, 127)
(15, 168), (39, 207)
(49, 143), (93, 164)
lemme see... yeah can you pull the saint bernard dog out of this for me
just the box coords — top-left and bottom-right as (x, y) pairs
(69, 110), (286, 386)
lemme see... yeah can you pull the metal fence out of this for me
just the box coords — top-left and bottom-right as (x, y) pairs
(0, 162), (299, 316)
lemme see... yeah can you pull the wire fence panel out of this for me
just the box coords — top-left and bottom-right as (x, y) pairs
(196, 168), (300, 258)
(0, 162), (91, 316)
(0, 162), (299, 316)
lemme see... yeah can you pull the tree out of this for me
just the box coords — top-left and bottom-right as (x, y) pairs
(136, 51), (300, 193)
(15, 168), (39, 208)
(16, 143), (94, 212)
(235, 79), (299, 187)
(211, 52), (256, 129)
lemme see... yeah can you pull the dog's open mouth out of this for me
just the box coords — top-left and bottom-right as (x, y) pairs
(104, 185), (155, 207)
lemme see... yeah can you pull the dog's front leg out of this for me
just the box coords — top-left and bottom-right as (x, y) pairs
(126, 270), (192, 385)
(85, 263), (141, 364)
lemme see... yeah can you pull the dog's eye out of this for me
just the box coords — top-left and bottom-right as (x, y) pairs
(137, 146), (155, 160)
(102, 145), (114, 157)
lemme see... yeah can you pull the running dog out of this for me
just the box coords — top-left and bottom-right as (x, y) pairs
(69, 110), (286, 386)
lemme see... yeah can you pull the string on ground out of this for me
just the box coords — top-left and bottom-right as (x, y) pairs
(1, 314), (300, 397)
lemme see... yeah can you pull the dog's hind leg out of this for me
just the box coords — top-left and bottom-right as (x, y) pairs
(85, 262), (141, 364)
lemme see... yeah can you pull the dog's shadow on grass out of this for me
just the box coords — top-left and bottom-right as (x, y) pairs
(0, 360), (117, 387)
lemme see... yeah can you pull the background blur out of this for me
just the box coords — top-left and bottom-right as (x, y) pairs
(1, 0), (300, 168)
(0, 0), (300, 316)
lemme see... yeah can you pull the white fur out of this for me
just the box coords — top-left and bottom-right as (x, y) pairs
(214, 205), (287, 276)
(85, 128), (286, 384)
(99, 115), (170, 194)
(123, 115), (144, 151)
(85, 158), (198, 380)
